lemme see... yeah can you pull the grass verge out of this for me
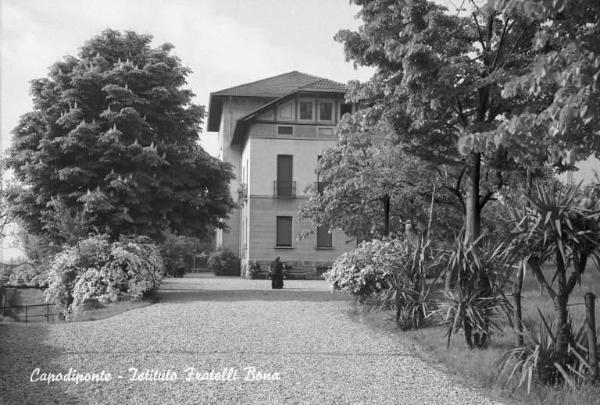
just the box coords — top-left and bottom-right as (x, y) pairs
(350, 268), (600, 405)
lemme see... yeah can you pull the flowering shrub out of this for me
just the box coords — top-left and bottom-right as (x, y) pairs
(325, 238), (413, 300)
(45, 235), (164, 314)
(208, 248), (240, 276)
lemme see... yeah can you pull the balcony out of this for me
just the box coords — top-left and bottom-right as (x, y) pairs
(274, 181), (296, 198)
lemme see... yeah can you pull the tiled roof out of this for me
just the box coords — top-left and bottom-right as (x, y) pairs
(298, 78), (347, 92)
(207, 71), (348, 132)
(211, 71), (346, 97)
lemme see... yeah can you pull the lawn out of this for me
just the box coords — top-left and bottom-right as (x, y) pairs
(355, 266), (600, 405)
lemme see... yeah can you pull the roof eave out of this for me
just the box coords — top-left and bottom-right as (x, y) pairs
(207, 93), (223, 132)
(229, 89), (347, 147)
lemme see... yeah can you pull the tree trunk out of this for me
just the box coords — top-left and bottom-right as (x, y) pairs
(382, 194), (390, 237)
(446, 153), (481, 294)
(554, 252), (570, 361)
(513, 263), (525, 345)
(465, 152), (481, 242)
(513, 170), (531, 345)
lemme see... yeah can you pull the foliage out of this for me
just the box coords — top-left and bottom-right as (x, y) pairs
(438, 237), (515, 349)
(5, 29), (234, 245)
(299, 128), (463, 241)
(44, 234), (163, 313)
(491, 0), (600, 168)
(325, 238), (411, 300)
(160, 234), (209, 277)
(247, 260), (261, 279)
(381, 238), (443, 330)
(502, 181), (600, 368)
(207, 247), (240, 276)
(336, 0), (599, 241)
(497, 311), (599, 392)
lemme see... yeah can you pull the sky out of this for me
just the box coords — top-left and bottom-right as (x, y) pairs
(1, 0), (376, 157)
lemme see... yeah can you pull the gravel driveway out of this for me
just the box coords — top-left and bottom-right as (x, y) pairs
(1, 274), (502, 404)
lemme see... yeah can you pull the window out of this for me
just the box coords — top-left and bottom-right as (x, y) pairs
(277, 125), (293, 135)
(299, 101), (313, 120)
(316, 225), (332, 248)
(319, 102), (333, 121)
(276, 155), (294, 197)
(276, 216), (293, 247)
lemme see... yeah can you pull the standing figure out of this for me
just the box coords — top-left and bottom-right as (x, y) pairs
(270, 257), (284, 289)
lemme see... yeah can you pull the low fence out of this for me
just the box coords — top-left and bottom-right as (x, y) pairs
(2, 303), (62, 323)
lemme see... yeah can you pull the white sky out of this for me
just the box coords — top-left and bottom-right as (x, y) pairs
(0, 0), (375, 157)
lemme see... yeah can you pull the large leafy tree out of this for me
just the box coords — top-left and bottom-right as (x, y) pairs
(299, 118), (463, 241)
(491, 0), (600, 164)
(6, 30), (234, 243)
(335, 0), (600, 242)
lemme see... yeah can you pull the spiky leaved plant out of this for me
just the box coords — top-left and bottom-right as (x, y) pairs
(504, 182), (600, 369)
(497, 310), (599, 393)
(438, 236), (515, 349)
(373, 237), (443, 330)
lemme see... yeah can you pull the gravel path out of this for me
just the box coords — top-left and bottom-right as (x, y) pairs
(1, 274), (502, 404)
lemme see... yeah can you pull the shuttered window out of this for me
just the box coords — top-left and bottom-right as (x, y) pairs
(276, 216), (293, 247)
(316, 225), (332, 248)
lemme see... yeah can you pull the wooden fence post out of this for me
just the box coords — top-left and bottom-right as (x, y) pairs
(585, 292), (598, 378)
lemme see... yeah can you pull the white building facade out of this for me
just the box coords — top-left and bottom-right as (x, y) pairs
(207, 72), (355, 277)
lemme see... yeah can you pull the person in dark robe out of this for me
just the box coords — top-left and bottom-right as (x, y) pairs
(270, 257), (284, 289)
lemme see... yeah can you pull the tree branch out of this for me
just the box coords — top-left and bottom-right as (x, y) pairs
(492, 18), (515, 71)
(472, 15), (487, 65)
(454, 96), (469, 127)
(442, 166), (466, 214)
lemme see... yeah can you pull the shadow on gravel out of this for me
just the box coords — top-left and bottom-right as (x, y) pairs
(157, 288), (350, 303)
(0, 324), (81, 404)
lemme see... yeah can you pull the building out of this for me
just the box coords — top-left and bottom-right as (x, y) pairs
(207, 71), (355, 277)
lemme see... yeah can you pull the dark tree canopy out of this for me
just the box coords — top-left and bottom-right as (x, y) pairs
(6, 30), (234, 243)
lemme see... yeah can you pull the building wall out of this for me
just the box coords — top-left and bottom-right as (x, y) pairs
(246, 136), (335, 197)
(217, 97), (271, 256)
(219, 93), (355, 277)
(240, 136), (354, 277)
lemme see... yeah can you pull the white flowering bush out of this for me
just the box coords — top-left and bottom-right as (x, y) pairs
(325, 238), (413, 300)
(45, 235), (164, 314)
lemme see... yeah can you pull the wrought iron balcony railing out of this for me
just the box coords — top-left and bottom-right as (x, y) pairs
(274, 181), (296, 198)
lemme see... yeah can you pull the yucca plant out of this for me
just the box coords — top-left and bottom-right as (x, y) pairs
(497, 311), (599, 393)
(375, 237), (443, 330)
(438, 236), (515, 348)
(503, 181), (600, 367)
